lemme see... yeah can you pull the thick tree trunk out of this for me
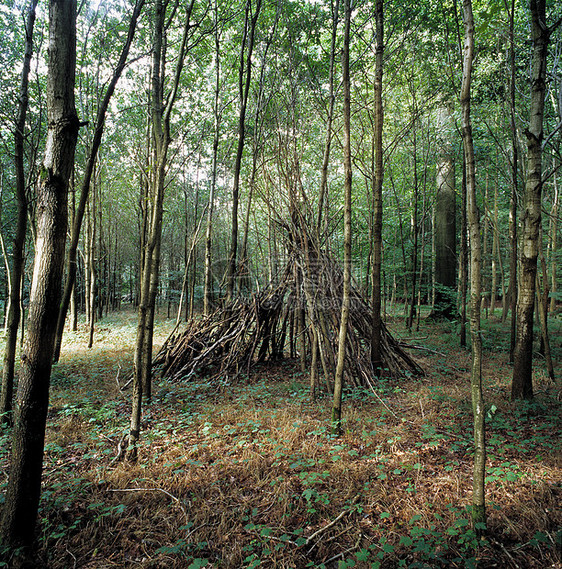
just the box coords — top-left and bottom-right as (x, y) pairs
(52, 0), (145, 363)
(0, 0), (38, 424)
(431, 108), (456, 319)
(512, 0), (549, 401)
(0, 0), (79, 555)
(461, 0), (486, 530)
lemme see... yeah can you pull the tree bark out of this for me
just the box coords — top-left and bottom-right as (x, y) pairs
(512, 0), (550, 401)
(461, 0), (486, 530)
(52, 0), (145, 363)
(332, 0), (352, 436)
(431, 107), (456, 319)
(226, 0), (262, 301)
(317, 0), (339, 236)
(503, 0), (518, 366)
(549, 173), (558, 313)
(0, 0), (38, 425)
(128, 0), (195, 460)
(204, 0), (221, 316)
(0, 0), (79, 555)
(370, 0), (384, 376)
(459, 156), (468, 347)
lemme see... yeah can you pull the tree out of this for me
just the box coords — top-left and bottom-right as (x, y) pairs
(0, 0), (38, 425)
(370, 0), (384, 375)
(0, 0), (80, 558)
(332, 0), (352, 435)
(431, 106), (456, 319)
(503, 0), (518, 364)
(512, 0), (555, 400)
(52, 0), (145, 363)
(460, 0), (485, 530)
(203, 0), (222, 316)
(225, 0), (262, 301)
(127, 0), (196, 460)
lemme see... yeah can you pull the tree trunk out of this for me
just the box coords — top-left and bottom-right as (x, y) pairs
(549, 173), (558, 313)
(1, 0), (38, 424)
(480, 175), (489, 316)
(431, 107), (456, 319)
(370, 0), (384, 376)
(332, 0), (352, 436)
(204, 3), (221, 316)
(226, 0), (261, 301)
(87, 177), (97, 349)
(490, 176), (499, 317)
(0, 0), (79, 555)
(407, 128), (419, 330)
(52, 0), (145, 363)
(512, 0), (550, 401)
(503, 0), (518, 366)
(128, 0), (194, 460)
(461, 0), (486, 530)
(317, 0), (339, 236)
(459, 156), (468, 347)
(537, 229), (555, 380)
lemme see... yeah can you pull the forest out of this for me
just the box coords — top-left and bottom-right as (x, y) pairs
(0, 0), (561, 567)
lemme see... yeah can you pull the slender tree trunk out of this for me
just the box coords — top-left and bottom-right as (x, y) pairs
(512, 0), (550, 401)
(332, 0), (352, 436)
(128, 0), (194, 459)
(549, 173), (558, 313)
(537, 228), (555, 380)
(87, 177), (97, 349)
(459, 156), (468, 347)
(370, 0), (384, 375)
(1, 0), (38, 424)
(204, 3), (221, 316)
(461, 0), (486, 530)
(490, 180), (499, 317)
(0, 0), (79, 555)
(407, 129), (419, 330)
(503, 0), (518, 366)
(317, 0), (339, 236)
(0, 197), (13, 334)
(480, 175), (489, 316)
(226, 0), (262, 301)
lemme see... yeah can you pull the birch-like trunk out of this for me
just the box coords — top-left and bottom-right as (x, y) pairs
(512, 0), (550, 400)
(461, 0), (486, 530)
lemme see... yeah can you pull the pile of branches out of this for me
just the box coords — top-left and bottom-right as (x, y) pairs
(154, 240), (423, 385)
(153, 282), (290, 382)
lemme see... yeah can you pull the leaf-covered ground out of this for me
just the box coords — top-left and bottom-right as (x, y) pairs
(1, 310), (561, 568)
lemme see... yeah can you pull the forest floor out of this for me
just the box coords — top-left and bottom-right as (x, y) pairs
(0, 308), (561, 568)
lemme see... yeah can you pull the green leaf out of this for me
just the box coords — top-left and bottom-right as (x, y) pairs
(187, 560), (209, 569)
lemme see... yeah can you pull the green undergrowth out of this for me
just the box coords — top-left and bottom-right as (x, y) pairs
(0, 312), (560, 568)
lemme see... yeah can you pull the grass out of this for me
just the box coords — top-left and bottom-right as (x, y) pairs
(0, 309), (561, 568)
